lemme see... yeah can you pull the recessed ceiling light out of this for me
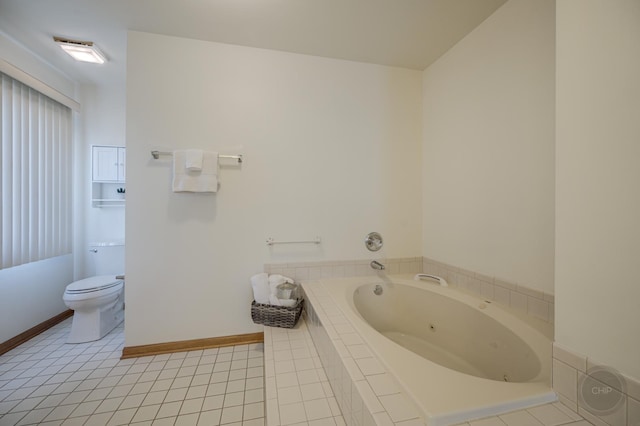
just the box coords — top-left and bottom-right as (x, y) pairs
(53, 37), (106, 64)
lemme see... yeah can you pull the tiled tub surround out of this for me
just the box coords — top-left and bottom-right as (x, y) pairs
(552, 343), (640, 426)
(420, 258), (640, 425)
(301, 276), (557, 426)
(263, 309), (590, 426)
(422, 258), (555, 324)
(264, 258), (423, 285)
(265, 257), (553, 325)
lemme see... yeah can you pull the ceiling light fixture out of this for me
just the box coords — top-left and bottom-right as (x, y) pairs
(53, 37), (106, 64)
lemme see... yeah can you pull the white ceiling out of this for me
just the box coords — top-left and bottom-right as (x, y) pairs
(0, 0), (506, 86)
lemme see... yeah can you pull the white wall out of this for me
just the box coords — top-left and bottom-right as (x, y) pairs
(421, 0), (555, 293)
(77, 83), (127, 278)
(0, 32), (75, 100)
(555, 0), (640, 381)
(126, 32), (422, 346)
(0, 256), (73, 342)
(0, 33), (77, 342)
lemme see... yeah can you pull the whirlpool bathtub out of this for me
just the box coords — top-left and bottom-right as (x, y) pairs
(313, 276), (555, 425)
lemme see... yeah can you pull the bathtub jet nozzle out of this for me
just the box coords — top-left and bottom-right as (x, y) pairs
(370, 260), (385, 270)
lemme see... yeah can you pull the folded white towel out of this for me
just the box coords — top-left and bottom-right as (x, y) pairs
(172, 150), (219, 193)
(185, 149), (203, 171)
(251, 273), (270, 304)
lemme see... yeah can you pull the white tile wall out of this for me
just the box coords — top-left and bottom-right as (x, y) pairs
(551, 342), (640, 426)
(276, 256), (552, 336)
(422, 258), (555, 324)
(267, 257), (553, 325)
(264, 259), (423, 285)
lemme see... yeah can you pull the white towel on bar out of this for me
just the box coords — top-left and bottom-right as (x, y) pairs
(172, 150), (219, 193)
(185, 149), (203, 171)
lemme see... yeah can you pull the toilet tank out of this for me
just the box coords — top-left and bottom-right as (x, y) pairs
(90, 242), (124, 275)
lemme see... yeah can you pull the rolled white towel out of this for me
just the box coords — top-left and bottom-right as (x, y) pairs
(251, 273), (270, 304)
(268, 274), (293, 285)
(280, 299), (297, 307)
(269, 295), (282, 306)
(269, 278), (284, 296)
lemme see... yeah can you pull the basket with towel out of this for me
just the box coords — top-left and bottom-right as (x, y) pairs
(250, 273), (303, 328)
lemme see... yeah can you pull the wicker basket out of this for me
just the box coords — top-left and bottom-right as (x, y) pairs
(251, 299), (304, 328)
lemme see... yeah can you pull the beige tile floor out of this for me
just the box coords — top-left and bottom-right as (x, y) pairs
(452, 404), (591, 426)
(0, 315), (595, 426)
(262, 319), (345, 426)
(0, 319), (264, 426)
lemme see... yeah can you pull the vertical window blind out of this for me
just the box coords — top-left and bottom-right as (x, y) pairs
(0, 72), (73, 269)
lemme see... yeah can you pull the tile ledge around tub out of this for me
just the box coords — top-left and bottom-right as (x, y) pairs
(450, 284), (553, 341)
(302, 279), (425, 426)
(422, 257), (555, 326)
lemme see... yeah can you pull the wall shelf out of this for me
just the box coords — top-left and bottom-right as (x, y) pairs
(92, 199), (126, 208)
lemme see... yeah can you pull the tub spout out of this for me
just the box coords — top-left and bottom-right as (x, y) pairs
(370, 260), (385, 270)
(414, 273), (448, 287)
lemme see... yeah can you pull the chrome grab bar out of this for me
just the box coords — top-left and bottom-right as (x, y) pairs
(266, 237), (321, 246)
(414, 273), (448, 287)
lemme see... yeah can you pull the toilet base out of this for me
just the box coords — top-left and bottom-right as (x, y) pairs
(67, 294), (124, 344)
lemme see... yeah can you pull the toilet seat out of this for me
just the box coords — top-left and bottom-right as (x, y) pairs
(65, 275), (123, 294)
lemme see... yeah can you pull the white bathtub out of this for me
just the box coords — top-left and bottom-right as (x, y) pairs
(317, 276), (556, 425)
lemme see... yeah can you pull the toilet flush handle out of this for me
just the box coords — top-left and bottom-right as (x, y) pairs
(89, 249), (98, 253)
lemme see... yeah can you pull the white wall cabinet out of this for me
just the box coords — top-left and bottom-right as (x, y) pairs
(93, 145), (125, 181)
(92, 145), (126, 207)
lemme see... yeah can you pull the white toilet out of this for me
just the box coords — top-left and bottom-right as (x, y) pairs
(63, 242), (125, 343)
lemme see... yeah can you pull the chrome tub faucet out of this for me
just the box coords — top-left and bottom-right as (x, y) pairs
(370, 260), (385, 270)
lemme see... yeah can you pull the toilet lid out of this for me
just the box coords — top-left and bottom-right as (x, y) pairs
(66, 275), (123, 294)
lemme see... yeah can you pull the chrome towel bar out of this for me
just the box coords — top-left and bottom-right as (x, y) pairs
(151, 150), (243, 164)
